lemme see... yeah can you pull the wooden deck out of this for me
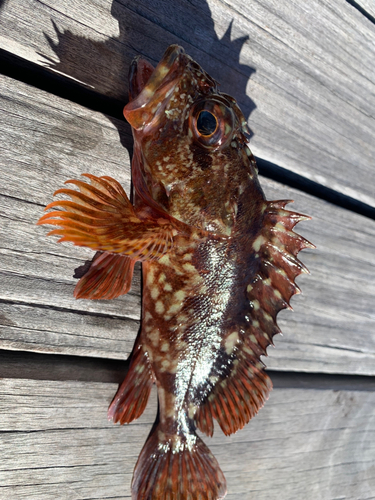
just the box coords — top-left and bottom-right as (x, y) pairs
(1, 0), (375, 498)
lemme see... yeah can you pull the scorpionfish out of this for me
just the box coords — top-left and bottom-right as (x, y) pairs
(38, 45), (313, 500)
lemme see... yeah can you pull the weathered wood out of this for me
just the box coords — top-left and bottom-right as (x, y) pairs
(262, 179), (375, 375)
(1, 74), (375, 374)
(1, 2), (374, 499)
(0, 301), (137, 358)
(0, 376), (374, 499)
(355, 0), (375, 19)
(0, 191), (141, 321)
(0, 348), (128, 382)
(0, 73), (132, 206)
(1, 0), (375, 207)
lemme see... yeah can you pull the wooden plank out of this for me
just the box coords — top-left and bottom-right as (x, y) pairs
(262, 179), (375, 375)
(0, 73), (141, 357)
(0, 348), (128, 383)
(1, 0), (375, 207)
(0, 192), (141, 321)
(1, 74), (375, 373)
(355, 0), (375, 19)
(0, 301), (137, 358)
(0, 376), (374, 499)
(0, 71), (140, 317)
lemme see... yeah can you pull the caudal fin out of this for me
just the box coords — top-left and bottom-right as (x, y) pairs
(132, 424), (227, 500)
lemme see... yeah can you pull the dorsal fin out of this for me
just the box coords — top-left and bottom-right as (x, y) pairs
(245, 200), (314, 349)
(195, 345), (272, 437)
(196, 200), (314, 436)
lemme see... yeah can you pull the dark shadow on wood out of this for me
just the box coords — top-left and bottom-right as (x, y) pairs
(345, 0), (375, 24)
(38, 1), (256, 131)
(0, 349), (129, 383)
(258, 157), (375, 221)
(0, 48), (125, 120)
(1, 349), (375, 392)
(29, 0), (257, 180)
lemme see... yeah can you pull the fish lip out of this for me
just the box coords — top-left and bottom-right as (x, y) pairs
(128, 55), (155, 101)
(124, 45), (185, 130)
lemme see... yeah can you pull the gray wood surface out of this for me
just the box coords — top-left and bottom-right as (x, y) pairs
(0, 1), (374, 499)
(0, 376), (374, 500)
(1, 74), (375, 374)
(262, 179), (375, 375)
(1, 0), (375, 207)
(356, 0), (375, 19)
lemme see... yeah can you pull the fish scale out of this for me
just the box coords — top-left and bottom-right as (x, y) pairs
(37, 44), (313, 500)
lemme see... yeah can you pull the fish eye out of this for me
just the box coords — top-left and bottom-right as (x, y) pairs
(190, 98), (235, 151)
(196, 110), (218, 137)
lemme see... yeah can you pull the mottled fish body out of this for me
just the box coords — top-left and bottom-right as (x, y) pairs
(38, 45), (313, 500)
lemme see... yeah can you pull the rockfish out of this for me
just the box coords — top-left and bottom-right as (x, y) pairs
(38, 45), (313, 500)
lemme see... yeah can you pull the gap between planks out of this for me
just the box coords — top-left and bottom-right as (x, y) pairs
(1, 46), (374, 221)
(1, 0), (375, 208)
(1, 348), (375, 393)
(0, 377), (375, 499)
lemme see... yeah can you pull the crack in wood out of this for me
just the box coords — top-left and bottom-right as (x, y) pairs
(1, 47), (373, 221)
(0, 298), (140, 322)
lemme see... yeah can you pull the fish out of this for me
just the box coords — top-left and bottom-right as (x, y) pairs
(37, 44), (313, 500)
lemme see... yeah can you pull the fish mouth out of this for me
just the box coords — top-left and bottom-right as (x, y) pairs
(124, 45), (185, 131)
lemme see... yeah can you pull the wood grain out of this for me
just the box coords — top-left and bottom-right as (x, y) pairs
(1, 2), (374, 499)
(262, 179), (375, 375)
(0, 377), (374, 499)
(355, 0), (375, 19)
(0, 348), (128, 382)
(0, 0), (374, 207)
(1, 74), (375, 373)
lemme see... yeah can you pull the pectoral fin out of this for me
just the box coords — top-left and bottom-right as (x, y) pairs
(37, 174), (176, 260)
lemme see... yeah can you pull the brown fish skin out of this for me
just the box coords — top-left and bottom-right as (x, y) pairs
(37, 45), (313, 500)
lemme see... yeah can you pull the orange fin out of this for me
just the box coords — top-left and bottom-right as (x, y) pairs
(245, 200), (315, 351)
(196, 200), (313, 437)
(73, 251), (135, 300)
(108, 345), (153, 424)
(195, 344), (272, 437)
(37, 174), (175, 260)
(132, 424), (227, 500)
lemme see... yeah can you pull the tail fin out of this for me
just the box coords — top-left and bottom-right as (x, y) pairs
(132, 424), (227, 500)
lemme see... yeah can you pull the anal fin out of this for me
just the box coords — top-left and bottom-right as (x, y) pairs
(73, 251), (136, 300)
(108, 344), (154, 424)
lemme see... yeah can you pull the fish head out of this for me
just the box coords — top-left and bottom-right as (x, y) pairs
(124, 45), (261, 236)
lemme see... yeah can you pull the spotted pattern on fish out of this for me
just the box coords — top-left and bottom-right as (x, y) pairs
(37, 45), (313, 500)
